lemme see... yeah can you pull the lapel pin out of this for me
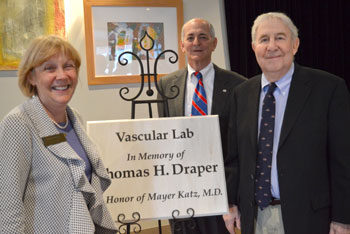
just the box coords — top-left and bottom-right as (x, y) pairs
(222, 89), (227, 92)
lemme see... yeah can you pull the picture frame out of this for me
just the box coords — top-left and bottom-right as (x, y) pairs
(83, 0), (185, 85)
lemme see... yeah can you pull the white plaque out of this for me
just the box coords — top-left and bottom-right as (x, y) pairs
(87, 115), (228, 221)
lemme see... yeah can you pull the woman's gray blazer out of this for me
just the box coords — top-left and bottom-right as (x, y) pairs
(0, 96), (117, 233)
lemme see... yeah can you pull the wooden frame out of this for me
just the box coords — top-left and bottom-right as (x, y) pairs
(83, 0), (185, 85)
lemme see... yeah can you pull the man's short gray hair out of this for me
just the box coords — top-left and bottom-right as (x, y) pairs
(251, 12), (298, 44)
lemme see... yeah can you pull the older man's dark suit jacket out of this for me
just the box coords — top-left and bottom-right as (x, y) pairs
(227, 64), (350, 234)
(158, 64), (246, 234)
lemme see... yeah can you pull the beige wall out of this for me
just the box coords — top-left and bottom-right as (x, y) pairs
(0, 0), (229, 121)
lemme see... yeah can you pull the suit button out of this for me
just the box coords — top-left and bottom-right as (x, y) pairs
(250, 174), (254, 180)
(250, 202), (254, 207)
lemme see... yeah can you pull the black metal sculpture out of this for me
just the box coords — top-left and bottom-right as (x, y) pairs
(118, 31), (179, 118)
(118, 212), (141, 234)
(171, 208), (197, 233)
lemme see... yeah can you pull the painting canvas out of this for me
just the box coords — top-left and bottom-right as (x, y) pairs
(83, 0), (185, 85)
(0, 0), (65, 70)
(91, 6), (180, 80)
(107, 22), (165, 61)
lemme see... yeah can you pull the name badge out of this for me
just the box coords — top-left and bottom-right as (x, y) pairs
(42, 133), (66, 147)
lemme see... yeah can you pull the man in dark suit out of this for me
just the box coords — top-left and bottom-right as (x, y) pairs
(224, 12), (350, 234)
(157, 18), (246, 234)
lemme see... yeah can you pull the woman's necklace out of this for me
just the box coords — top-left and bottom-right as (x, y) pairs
(52, 111), (69, 129)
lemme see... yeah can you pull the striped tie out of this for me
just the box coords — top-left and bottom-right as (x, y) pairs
(191, 72), (207, 116)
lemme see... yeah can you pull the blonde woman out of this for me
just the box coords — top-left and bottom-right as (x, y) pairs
(0, 35), (117, 233)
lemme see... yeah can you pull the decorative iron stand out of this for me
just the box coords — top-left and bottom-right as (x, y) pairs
(118, 31), (179, 118)
(116, 31), (197, 234)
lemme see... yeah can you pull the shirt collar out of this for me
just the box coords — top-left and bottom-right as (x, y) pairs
(261, 63), (294, 95)
(187, 63), (213, 79)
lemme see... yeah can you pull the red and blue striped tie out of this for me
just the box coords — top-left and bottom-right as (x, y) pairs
(191, 72), (207, 116)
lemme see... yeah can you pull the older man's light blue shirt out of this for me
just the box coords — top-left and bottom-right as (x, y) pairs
(258, 63), (294, 199)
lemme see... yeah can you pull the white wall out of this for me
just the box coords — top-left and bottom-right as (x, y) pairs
(0, 0), (228, 121)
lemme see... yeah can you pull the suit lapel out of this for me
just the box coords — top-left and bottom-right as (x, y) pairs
(278, 65), (312, 149)
(24, 96), (61, 139)
(67, 108), (111, 186)
(23, 97), (97, 195)
(172, 69), (187, 116)
(23, 96), (82, 162)
(246, 78), (261, 151)
(24, 97), (104, 189)
(212, 64), (230, 115)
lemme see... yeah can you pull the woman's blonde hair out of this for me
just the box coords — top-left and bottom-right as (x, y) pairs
(18, 35), (81, 97)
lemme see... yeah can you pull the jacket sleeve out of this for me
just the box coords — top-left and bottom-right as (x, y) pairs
(0, 112), (33, 233)
(328, 79), (350, 224)
(225, 91), (240, 205)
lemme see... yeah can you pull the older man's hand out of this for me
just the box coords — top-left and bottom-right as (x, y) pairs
(223, 205), (241, 234)
(330, 221), (350, 234)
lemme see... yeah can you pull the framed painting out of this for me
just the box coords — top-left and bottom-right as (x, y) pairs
(0, 0), (65, 70)
(83, 0), (185, 85)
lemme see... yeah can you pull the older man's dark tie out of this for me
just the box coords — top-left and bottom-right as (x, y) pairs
(191, 72), (208, 116)
(255, 82), (277, 210)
